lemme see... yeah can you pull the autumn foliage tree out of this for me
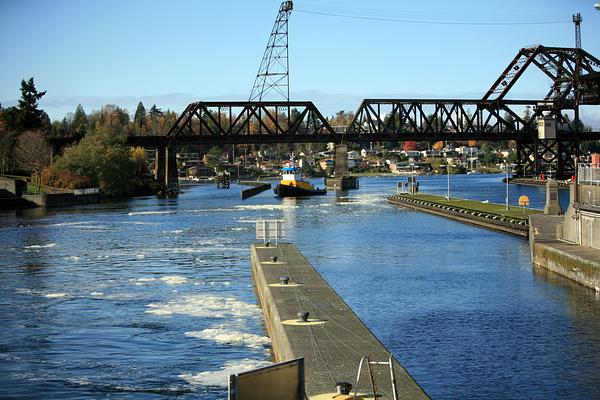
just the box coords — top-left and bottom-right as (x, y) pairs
(14, 130), (51, 190)
(403, 141), (417, 151)
(432, 141), (445, 151)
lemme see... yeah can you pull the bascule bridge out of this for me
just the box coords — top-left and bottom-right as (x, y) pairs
(122, 2), (600, 187)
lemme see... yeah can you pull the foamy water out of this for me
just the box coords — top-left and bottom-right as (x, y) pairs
(185, 325), (270, 349)
(127, 211), (174, 216)
(160, 276), (188, 285)
(146, 294), (261, 319)
(44, 292), (68, 298)
(24, 243), (57, 249)
(234, 204), (298, 211)
(179, 359), (272, 387)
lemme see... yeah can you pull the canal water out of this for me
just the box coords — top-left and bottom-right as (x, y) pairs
(1, 174), (597, 399)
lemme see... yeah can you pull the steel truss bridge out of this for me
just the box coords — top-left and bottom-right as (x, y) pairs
(127, 45), (600, 178)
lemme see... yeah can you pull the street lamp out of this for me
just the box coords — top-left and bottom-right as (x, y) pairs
(443, 163), (450, 200)
(505, 161), (509, 210)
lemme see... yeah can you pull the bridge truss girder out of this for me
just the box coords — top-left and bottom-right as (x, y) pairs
(345, 98), (597, 178)
(166, 101), (335, 144)
(483, 46), (600, 104)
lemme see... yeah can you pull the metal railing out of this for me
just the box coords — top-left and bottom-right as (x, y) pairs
(578, 164), (600, 185)
(73, 188), (99, 195)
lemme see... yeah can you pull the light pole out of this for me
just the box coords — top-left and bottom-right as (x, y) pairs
(505, 161), (509, 210)
(446, 163), (450, 200)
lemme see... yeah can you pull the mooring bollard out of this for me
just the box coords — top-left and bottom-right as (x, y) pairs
(336, 382), (352, 395)
(270, 256), (278, 263)
(297, 311), (309, 323)
(280, 276), (289, 285)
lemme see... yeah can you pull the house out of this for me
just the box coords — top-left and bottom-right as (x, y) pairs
(319, 159), (334, 171)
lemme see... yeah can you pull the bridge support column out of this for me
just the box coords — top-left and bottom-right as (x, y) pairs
(324, 144), (359, 190)
(165, 146), (178, 188)
(154, 146), (166, 184)
(334, 144), (349, 176)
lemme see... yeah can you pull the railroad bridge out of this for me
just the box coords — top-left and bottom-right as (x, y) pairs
(125, 44), (600, 185)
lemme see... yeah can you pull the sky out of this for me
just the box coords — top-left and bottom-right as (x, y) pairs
(1, 0), (600, 126)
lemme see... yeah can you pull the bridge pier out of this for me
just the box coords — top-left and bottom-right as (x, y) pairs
(154, 146), (166, 183)
(324, 144), (359, 190)
(154, 146), (179, 188)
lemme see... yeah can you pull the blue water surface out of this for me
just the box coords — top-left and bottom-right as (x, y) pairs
(1, 174), (597, 400)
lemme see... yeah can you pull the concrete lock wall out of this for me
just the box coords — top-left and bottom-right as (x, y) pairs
(559, 184), (600, 249)
(577, 184), (600, 206)
(581, 211), (600, 250)
(532, 242), (600, 290)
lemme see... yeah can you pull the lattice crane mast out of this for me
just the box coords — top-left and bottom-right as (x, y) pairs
(249, 1), (293, 102)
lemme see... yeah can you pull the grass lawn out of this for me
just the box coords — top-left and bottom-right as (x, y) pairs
(403, 193), (542, 221)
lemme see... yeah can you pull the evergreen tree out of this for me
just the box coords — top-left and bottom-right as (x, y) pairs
(16, 78), (47, 132)
(133, 102), (147, 134)
(72, 104), (88, 138)
(148, 104), (162, 134)
(149, 104), (162, 118)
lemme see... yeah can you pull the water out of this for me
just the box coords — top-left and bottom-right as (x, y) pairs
(1, 174), (596, 399)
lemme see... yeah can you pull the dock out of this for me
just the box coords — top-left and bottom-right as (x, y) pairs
(388, 193), (538, 237)
(506, 177), (570, 188)
(251, 243), (429, 399)
(240, 181), (272, 199)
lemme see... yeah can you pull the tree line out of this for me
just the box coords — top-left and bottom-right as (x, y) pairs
(0, 78), (176, 196)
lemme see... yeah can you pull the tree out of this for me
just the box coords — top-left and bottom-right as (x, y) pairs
(130, 147), (147, 176)
(148, 104), (162, 134)
(133, 102), (147, 134)
(433, 141), (445, 151)
(403, 141), (417, 151)
(480, 142), (502, 166)
(72, 104), (88, 138)
(0, 132), (13, 176)
(53, 126), (134, 196)
(16, 78), (48, 132)
(14, 130), (51, 190)
(205, 146), (222, 170)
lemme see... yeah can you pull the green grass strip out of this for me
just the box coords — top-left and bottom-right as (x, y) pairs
(396, 193), (542, 221)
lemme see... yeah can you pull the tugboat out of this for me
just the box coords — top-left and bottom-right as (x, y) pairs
(274, 162), (327, 198)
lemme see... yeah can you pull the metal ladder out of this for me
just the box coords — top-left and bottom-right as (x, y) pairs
(353, 354), (398, 400)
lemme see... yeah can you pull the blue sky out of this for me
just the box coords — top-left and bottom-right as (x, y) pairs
(1, 0), (600, 126)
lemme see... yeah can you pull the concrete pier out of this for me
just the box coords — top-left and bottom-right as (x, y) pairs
(251, 243), (428, 399)
(324, 144), (359, 190)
